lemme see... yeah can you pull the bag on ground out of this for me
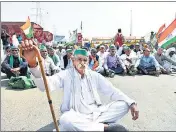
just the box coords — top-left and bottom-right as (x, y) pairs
(8, 76), (37, 89)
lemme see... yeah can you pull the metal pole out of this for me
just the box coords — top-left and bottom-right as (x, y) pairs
(36, 2), (38, 24)
(130, 9), (132, 36)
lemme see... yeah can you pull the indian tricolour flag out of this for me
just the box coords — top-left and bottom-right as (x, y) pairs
(20, 17), (33, 38)
(158, 19), (176, 49)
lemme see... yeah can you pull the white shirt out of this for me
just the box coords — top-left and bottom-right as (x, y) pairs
(12, 34), (19, 47)
(66, 59), (73, 69)
(120, 52), (138, 66)
(97, 51), (109, 66)
(41, 56), (59, 76)
(30, 67), (135, 115)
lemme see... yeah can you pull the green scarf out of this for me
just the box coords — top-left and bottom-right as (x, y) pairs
(9, 55), (23, 68)
(49, 55), (59, 65)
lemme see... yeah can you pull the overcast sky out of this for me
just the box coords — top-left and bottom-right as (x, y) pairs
(1, 2), (176, 39)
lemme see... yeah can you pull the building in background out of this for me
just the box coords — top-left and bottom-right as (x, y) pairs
(1, 21), (53, 43)
(91, 37), (112, 47)
(54, 35), (67, 44)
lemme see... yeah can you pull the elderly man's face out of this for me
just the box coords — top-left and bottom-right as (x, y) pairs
(100, 47), (105, 53)
(144, 50), (150, 56)
(73, 54), (88, 75)
(91, 50), (97, 57)
(124, 49), (131, 55)
(110, 48), (116, 55)
(157, 48), (163, 55)
(135, 45), (140, 50)
(11, 48), (19, 57)
(67, 52), (73, 58)
(40, 49), (48, 58)
(6, 48), (11, 56)
(48, 50), (55, 56)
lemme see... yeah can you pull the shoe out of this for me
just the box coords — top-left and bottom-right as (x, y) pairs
(109, 73), (115, 78)
(155, 71), (160, 77)
(104, 124), (129, 131)
(143, 69), (148, 75)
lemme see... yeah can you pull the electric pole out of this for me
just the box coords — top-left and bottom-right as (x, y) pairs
(31, 2), (43, 26)
(130, 9), (133, 36)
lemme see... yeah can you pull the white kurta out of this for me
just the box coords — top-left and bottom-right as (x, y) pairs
(164, 48), (176, 71)
(97, 51), (109, 66)
(12, 34), (19, 47)
(120, 52), (138, 67)
(1, 40), (5, 63)
(40, 56), (59, 76)
(30, 67), (135, 131)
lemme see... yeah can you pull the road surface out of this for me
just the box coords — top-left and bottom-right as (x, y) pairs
(1, 73), (176, 131)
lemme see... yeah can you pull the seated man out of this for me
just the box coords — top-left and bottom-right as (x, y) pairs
(63, 49), (74, 69)
(120, 46), (138, 75)
(48, 47), (61, 69)
(154, 47), (176, 74)
(133, 43), (143, 58)
(134, 48), (160, 76)
(22, 40), (139, 131)
(1, 46), (28, 79)
(1, 46), (11, 63)
(89, 48), (104, 74)
(97, 45), (111, 76)
(39, 45), (60, 76)
(104, 45), (126, 75)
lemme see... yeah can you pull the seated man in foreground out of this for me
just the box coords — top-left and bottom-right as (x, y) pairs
(1, 45), (28, 78)
(22, 40), (139, 131)
(134, 48), (160, 76)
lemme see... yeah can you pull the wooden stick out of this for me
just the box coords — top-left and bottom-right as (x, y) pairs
(19, 45), (59, 132)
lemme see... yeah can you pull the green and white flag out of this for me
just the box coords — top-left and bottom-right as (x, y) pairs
(20, 16), (33, 38)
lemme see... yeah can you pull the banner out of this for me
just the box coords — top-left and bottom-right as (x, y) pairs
(77, 33), (82, 44)
(54, 35), (65, 42)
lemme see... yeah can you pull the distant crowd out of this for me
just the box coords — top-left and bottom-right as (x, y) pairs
(1, 29), (176, 80)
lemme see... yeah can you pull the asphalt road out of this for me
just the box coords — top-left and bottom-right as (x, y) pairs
(1, 73), (176, 131)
